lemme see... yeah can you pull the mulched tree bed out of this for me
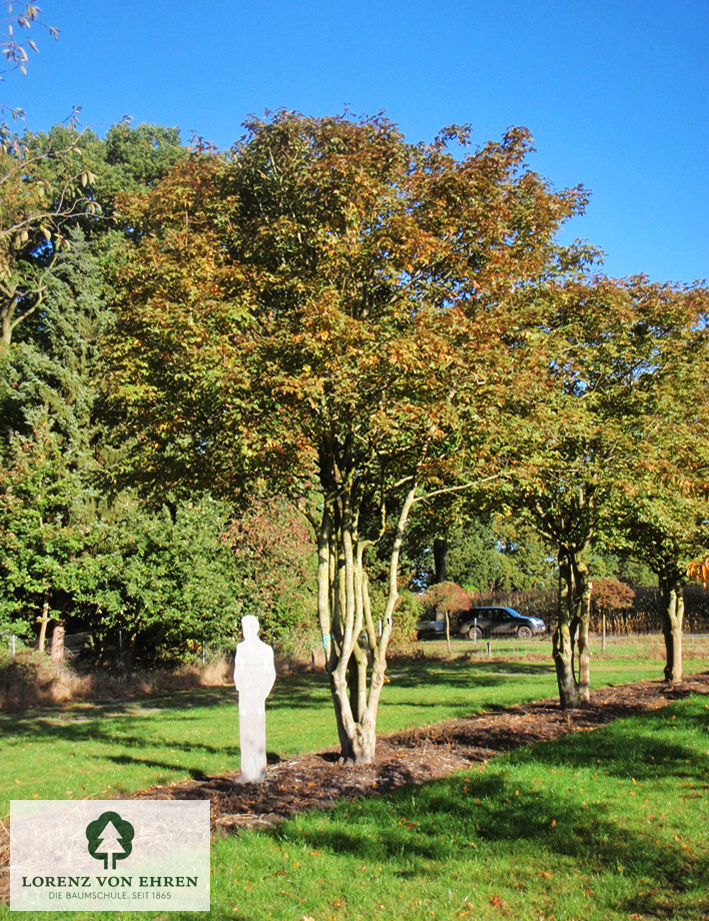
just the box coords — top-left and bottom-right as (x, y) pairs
(133, 673), (709, 834)
(2, 673), (708, 904)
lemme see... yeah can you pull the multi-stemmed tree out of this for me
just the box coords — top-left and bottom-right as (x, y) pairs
(105, 112), (587, 760)
(502, 275), (708, 703)
(496, 279), (625, 707)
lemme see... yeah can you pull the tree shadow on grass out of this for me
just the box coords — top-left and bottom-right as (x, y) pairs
(0, 659), (554, 731)
(0, 675), (330, 735)
(282, 765), (707, 877)
(275, 701), (709, 919)
(1, 715), (240, 790)
(0, 686), (237, 730)
(506, 701), (709, 781)
(385, 659), (554, 688)
(105, 752), (212, 783)
(0, 672), (329, 725)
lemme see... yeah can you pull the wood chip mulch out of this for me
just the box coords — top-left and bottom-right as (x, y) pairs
(2, 672), (708, 904)
(135, 673), (709, 834)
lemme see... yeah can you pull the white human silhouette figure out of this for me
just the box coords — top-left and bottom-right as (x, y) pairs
(233, 615), (276, 782)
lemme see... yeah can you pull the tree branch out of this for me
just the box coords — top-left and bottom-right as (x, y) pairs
(413, 472), (504, 504)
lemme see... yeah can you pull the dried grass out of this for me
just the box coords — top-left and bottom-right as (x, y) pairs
(0, 646), (328, 712)
(0, 650), (233, 712)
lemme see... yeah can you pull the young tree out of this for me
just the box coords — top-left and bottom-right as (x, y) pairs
(503, 276), (708, 702)
(496, 280), (617, 705)
(591, 578), (635, 645)
(106, 112), (587, 761)
(606, 279), (709, 683)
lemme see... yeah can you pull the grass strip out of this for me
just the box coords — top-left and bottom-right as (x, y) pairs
(3, 692), (707, 920)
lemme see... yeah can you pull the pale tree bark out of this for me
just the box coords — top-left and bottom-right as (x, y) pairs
(659, 569), (684, 684)
(314, 464), (419, 764)
(571, 554), (592, 704)
(444, 609), (452, 658)
(37, 599), (50, 653)
(50, 623), (65, 661)
(0, 281), (20, 353)
(311, 440), (493, 762)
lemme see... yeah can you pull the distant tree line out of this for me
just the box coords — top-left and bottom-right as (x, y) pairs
(0, 121), (317, 666)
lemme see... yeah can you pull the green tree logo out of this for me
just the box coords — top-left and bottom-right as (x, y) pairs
(85, 811), (135, 870)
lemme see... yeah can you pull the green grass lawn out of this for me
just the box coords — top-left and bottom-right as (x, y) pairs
(206, 695), (708, 921)
(2, 636), (707, 815)
(3, 680), (708, 920)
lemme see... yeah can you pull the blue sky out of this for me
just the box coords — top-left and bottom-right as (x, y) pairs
(5, 0), (707, 283)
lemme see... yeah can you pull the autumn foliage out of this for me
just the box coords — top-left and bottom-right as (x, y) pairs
(688, 557), (709, 588)
(1, 106), (706, 747)
(420, 582), (473, 619)
(104, 111), (590, 760)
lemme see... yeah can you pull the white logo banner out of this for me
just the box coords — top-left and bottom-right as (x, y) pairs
(10, 800), (210, 912)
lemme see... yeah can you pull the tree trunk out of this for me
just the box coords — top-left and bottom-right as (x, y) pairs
(315, 471), (418, 763)
(433, 537), (448, 583)
(37, 600), (50, 653)
(552, 552), (580, 708)
(50, 623), (66, 662)
(1, 315), (11, 353)
(1, 288), (17, 353)
(571, 555), (592, 704)
(659, 570), (684, 684)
